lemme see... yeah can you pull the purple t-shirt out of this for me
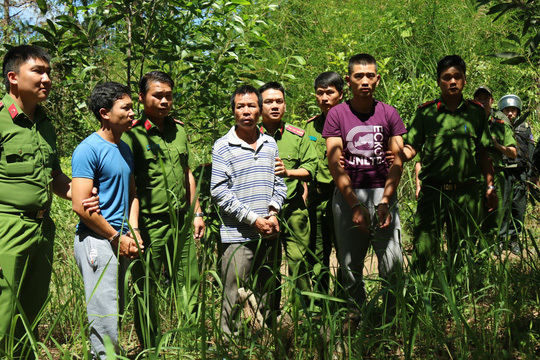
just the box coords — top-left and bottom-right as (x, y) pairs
(322, 100), (406, 188)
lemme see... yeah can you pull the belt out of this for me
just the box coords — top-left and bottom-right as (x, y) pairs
(312, 182), (334, 194)
(0, 209), (48, 219)
(425, 180), (477, 191)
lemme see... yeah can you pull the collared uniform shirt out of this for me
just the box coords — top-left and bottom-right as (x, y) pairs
(404, 98), (492, 184)
(487, 109), (516, 169)
(0, 94), (60, 212)
(261, 122), (317, 202)
(305, 114), (333, 185)
(122, 115), (190, 216)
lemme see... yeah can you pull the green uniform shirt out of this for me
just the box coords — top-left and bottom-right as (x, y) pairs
(304, 114), (333, 185)
(0, 94), (60, 212)
(261, 122), (317, 201)
(404, 98), (492, 184)
(122, 115), (190, 216)
(487, 110), (516, 169)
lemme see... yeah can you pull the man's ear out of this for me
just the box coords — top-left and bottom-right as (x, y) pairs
(138, 92), (144, 103)
(7, 71), (18, 87)
(99, 108), (109, 121)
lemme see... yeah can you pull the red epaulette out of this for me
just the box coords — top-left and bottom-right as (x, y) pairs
(306, 115), (318, 124)
(174, 118), (185, 126)
(0, 101), (3, 110)
(417, 99), (437, 108)
(467, 99), (484, 108)
(131, 119), (141, 127)
(285, 124), (305, 137)
(495, 118), (506, 124)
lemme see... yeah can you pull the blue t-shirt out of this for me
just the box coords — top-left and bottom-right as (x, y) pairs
(72, 132), (134, 233)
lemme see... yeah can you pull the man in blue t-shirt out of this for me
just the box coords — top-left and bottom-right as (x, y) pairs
(71, 82), (143, 359)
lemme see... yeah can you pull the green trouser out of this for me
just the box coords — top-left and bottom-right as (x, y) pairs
(0, 214), (55, 360)
(280, 198), (311, 295)
(307, 188), (334, 295)
(132, 213), (199, 348)
(482, 171), (506, 242)
(412, 184), (483, 273)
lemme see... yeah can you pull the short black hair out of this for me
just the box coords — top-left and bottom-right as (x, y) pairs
(258, 81), (285, 99)
(139, 71), (174, 95)
(3, 45), (51, 92)
(89, 82), (131, 122)
(437, 55), (466, 79)
(314, 72), (344, 92)
(230, 85), (262, 112)
(348, 53), (377, 75)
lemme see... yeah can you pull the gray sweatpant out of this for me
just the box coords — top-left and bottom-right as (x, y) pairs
(333, 187), (403, 309)
(74, 232), (125, 359)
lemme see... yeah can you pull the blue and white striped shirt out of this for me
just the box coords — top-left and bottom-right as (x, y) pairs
(211, 126), (287, 243)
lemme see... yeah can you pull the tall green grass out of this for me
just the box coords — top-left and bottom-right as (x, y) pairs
(2, 160), (538, 359)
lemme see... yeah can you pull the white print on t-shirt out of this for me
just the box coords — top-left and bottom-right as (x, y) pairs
(345, 125), (385, 166)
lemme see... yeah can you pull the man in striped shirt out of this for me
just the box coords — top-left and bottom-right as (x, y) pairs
(211, 85), (287, 341)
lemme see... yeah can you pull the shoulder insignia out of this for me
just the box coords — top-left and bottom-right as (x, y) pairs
(174, 118), (185, 126)
(306, 115), (318, 123)
(467, 99), (484, 108)
(285, 124), (305, 137)
(131, 119), (141, 127)
(495, 119), (506, 124)
(417, 99), (437, 109)
(8, 103), (18, 119)
(0, 101), (3, 110)
(144, 119), (153, 131)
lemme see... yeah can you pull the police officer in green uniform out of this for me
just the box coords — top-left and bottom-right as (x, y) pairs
(473, 86), (517, 247)
(400, 55), (497, 272)
(122, 71), (205, 348)
(0, 45), (74, 359)
(304, 72), (343, 295)
(497, 94), (535, 255)
(259, 82), (317, 297)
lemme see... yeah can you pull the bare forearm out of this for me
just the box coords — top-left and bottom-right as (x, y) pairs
(52, 170), (72, 200)
(284, 168), (312, 181)
(477, 148), (495, 186)
(188, 169), (202, 212)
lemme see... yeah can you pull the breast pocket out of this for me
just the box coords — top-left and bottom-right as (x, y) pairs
(3, 142), (34, 176)
(279, 148), (300, 170)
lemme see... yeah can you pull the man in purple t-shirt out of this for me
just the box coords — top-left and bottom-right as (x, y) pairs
(323, 53), (406, 318)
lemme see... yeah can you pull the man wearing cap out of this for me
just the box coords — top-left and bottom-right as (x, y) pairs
(473, 86), (517, 249)
(497, 94), (535, 254)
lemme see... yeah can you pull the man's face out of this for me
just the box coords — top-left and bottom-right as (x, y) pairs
(346, 63), (380, 99)
(261, 88), (286, 124)
(316, 86), (343, 115)
(502, 106), (520, 122)
(139, 81), (173, 121)
(474, 91), (493, 117)
(437, 66), (466, 99)
(9, 57), (51, 102)
(233, 92), (260, 131)
(104, 94), (135, 132)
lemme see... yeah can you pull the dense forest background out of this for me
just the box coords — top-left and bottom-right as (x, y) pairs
(1, 0), (539, 163)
